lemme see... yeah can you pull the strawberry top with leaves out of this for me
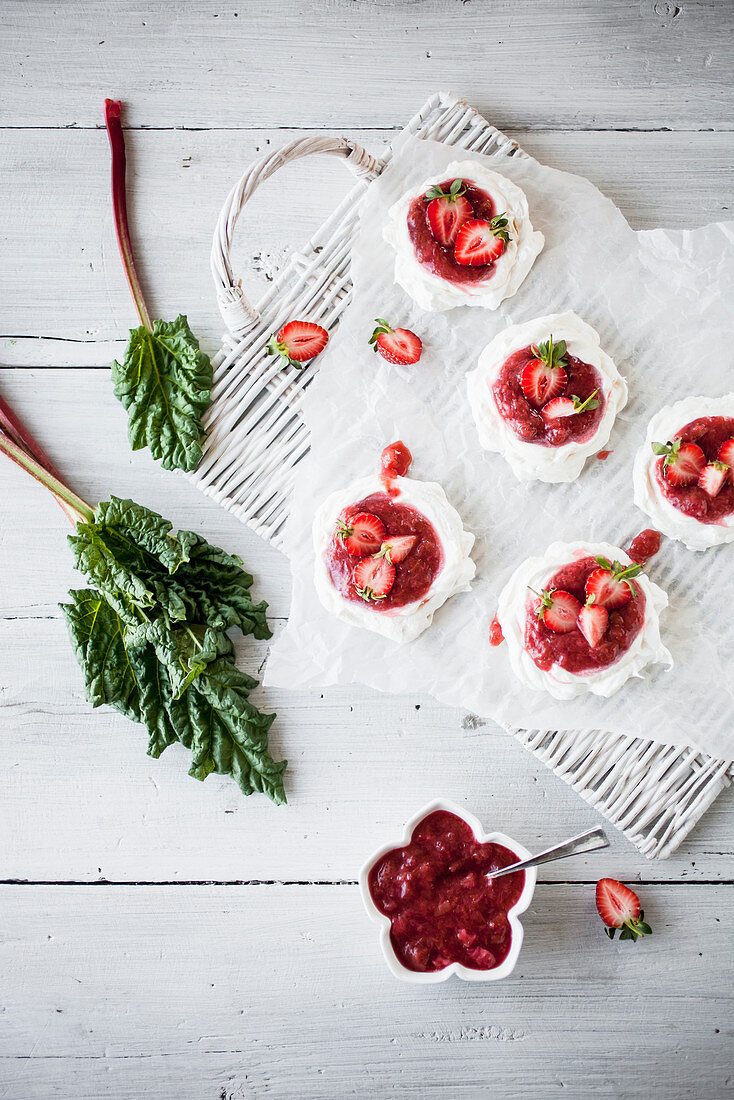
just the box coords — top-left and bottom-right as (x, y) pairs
(596, 878), (652, 942)
(326, 492), (444, 611)
(525, 554), (646, 674)
(653, 415), (734, 524)
(491, 342), (606, 447)
(406, 178), (501, 286)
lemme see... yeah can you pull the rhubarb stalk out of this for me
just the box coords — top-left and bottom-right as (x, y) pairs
(0, 391), (82, 524)
(104, 99), (152, 332)
(0, 430), (93, 527)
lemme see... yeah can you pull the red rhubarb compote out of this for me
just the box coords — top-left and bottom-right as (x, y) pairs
(655, 417), (734, 524)
(368, 810), (524, 973)
(492, 345), (606, 446)
(525, 556), (646, 675)
(325, 443), (444, 611)
(407, 179), (497, 287)
(627, 528), (661, 564)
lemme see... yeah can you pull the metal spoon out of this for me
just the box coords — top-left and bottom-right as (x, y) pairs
(486, 826), (609, 881)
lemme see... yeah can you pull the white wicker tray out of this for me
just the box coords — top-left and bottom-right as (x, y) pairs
(189, 91), (732, 859)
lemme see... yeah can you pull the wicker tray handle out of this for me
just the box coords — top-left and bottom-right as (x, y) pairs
(211, 136), (382, 337)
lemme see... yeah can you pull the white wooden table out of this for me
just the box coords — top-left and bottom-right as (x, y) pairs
(2, 3), (733, 1097)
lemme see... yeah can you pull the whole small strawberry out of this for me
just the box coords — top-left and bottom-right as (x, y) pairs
(596, 878), (652, 942)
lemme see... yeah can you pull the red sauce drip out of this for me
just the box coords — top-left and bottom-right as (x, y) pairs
(627, 529), (661, 564)
(326, 492), (443, 610)
(654, 416), (734, 524)
(489, 615), (505, 646)
(368, 810), (524, 973)
(597, 449), (612, 461)
(524, 555), (646, 675)
(406, 179), (497, 286)
(381, 440), (412, 478)
(491, 345), (606, 447)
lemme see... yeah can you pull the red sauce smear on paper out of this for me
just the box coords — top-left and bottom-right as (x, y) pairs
(654, 416), (734, 524)
(406, 179), (497, 286)
(491, 345), (606, 447)
(627, 529), (661, 564)
(524, 555), (646, 675)
(368, 810), (524, 973)
(597, 449), (612, 461)
(489, 615), (505, 646)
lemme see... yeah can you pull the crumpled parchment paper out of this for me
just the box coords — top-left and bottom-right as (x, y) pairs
(265, 131), (734, 761)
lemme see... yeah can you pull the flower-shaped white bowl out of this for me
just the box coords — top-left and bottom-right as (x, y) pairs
(359, 798), (537, 983)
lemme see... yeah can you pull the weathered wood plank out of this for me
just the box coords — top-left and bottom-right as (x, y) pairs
(0, 884), (731, 1099)
(1, 616), (732, 883)
(2, 0), (732, 131)
(2, 129), (733, 353)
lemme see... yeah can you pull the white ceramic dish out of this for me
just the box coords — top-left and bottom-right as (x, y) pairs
(359, 798), (536, 983)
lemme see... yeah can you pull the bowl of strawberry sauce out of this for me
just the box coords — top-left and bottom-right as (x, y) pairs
(360, 800), (536, 983)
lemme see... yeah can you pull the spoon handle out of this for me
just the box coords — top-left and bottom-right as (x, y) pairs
(487, 826), (609, 881)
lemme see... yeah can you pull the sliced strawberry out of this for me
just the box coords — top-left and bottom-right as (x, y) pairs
(698, 461), (728, 498)
(578, 601), (609, 648)
(585, 557), (644, 610)
(651, 438), (706, 487)
(596, 878), (652, 942)
(717, 438), (734, 467)
(531, 587), (581, 633)
(542, 389), (600, 422)
(336, 512), (386, 556)
(519, 336), (569, 407)
(423, 179), (474, 246)
(453, 213), (510, 266)
(266, 320), (328, 367)
(369, 319), (422, 365)
(378, 535), (416, 564)
(353, 555), (395, 601)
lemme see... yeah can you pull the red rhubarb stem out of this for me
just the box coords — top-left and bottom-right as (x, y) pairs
(0, 433), (94, 527)
(0, 390), (80, 523)
(104, 99), (153, 332)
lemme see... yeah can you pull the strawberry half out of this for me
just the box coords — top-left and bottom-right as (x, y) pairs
(266, 320), (328, 368)
(520, 336), (569, 407)
(698, 461), (728, 498)
(542, 390), (600, 422)
(531, 587), (581, 633)
(596, 878), (652, 942)
(717, 438), (734, 468)
(336, 512), (386, 556)
(578, 600), (609, 647)
(453, 214), (510, 266)
(370, 320), (423, 365)
(585, 557), (644, 610)
(423, 179), (474, 246)
(651, 438), (706, 487)
(353, 555), (395, 601)
(377, 535), (416, 564)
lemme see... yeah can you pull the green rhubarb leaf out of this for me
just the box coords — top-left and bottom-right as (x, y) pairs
(172, 533), (272, 639)
(111, 315), (213, 472)
(61, 495), (284, 803)
(60, 588), (144, 722)
(69, 497), (196, 624)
